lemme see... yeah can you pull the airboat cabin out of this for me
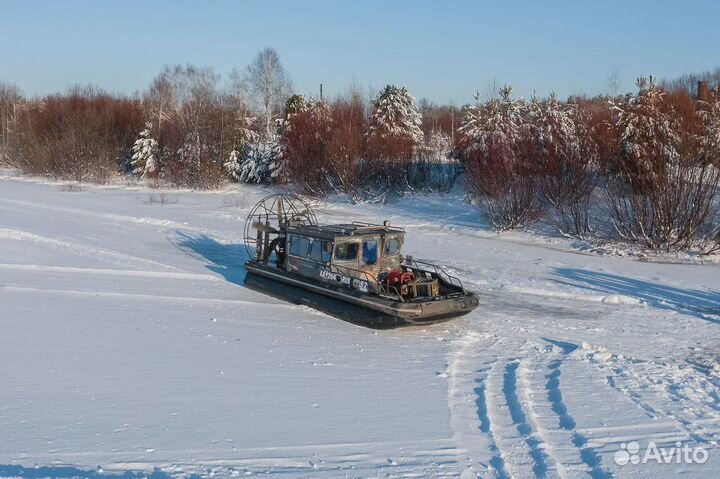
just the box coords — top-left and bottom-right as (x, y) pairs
(283, 221), (405, 283)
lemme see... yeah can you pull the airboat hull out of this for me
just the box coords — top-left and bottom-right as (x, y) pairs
(244, 261), (479, 327)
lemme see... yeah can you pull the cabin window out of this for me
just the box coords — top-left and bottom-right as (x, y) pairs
(310, 239), (333, 263)
(362, 239), (378, 265)
(334, 242), (358, 261)
(289, 235), (310, 257)
(384, 237), (401, 256)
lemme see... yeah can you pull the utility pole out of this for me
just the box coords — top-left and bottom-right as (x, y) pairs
(451, 109), (455, 144)
(320, 83), (323, 102)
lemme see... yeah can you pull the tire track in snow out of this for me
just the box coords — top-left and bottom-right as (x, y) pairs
(503, 359), (551, 478)
(0, 196), (236, 245)
(545, 359), (610, 479)
(517, 356), (573, 479)
(0, 197), (190, 230)
(475, 374), (510, 479)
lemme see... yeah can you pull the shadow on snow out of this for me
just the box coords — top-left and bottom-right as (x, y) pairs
(552, 267), (720, 324)
(0, 464), (199, 479)
(169, 231), (249, 287)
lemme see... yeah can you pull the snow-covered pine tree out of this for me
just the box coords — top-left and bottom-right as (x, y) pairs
(224, 114), (259, 182)
(366, 85), (424, 191)
(284, 94), (307, 120)
(176, 131), (221, 188)
(224, 149), (243, 182)
(458, 85), (529, 167)
(130, 123), (160, 178)
(367, 85), (424, 148)
(458, 86), (542, 231)
(234, 114), (259, 146)
(176, 131), (203, 176)
(426, 130), (452, 157)
(235, 139), (283, 184)
(613, 75), (680, 182)
(410, 130), (457, 192)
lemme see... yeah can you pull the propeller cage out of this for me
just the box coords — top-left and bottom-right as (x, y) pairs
(243, 194), (317, 264)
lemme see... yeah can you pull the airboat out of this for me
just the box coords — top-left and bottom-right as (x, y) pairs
(243, 194), (479, 326)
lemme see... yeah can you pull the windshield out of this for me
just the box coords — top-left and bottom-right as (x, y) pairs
(334, 242), (359, 261)
(384, 237), (402, 256)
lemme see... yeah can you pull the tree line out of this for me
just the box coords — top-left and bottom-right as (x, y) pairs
(1, 50), (719, 253)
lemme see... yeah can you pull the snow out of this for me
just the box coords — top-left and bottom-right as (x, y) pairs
(1, 172), (719, 478)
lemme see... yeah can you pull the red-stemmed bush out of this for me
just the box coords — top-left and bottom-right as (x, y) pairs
(534, 96), (601, 238)
(458, 87), (543, 231)
(605, 78), (720, 251)
(12, 86), (144, 182)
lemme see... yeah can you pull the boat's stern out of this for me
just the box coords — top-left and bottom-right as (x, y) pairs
(392, 292), (480, 324)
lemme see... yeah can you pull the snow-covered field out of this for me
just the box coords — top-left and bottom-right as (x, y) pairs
(1, 172), (719, 479)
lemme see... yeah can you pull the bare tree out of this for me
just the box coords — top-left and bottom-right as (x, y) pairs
(243, 48), (293, 138)
(605, 68), (621, 97)
(0, 82), (23, 165)
(662, 65), (720, 94)
(141, 65), (227, 188)
(225, 68), (258, 149)
(145, 67), (178, 139)
(145, 65), (219, 133)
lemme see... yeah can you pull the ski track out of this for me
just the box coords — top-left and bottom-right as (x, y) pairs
(0, 263), (221, 281)
(0, 195), (241, 244)
(576, 345), (720, 448)
(0, 196), (192, 230)
(0, 227), (180, 271)
(1, 439), (462, 478)
(1, 285), (293, 308)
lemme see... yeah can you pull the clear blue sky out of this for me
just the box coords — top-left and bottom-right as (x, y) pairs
(2, 0), (719, 104)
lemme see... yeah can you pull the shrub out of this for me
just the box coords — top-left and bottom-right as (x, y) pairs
(458, 87), (542, 231)
(281, 92), (374, 200)
(411, 131), (462, 193)
(534, 96), (600, 238)
(12, 87), (144, 182)
(281, 98), (334, 194)
(605, 78), (720, 251)
(325, 92), (370, 199)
